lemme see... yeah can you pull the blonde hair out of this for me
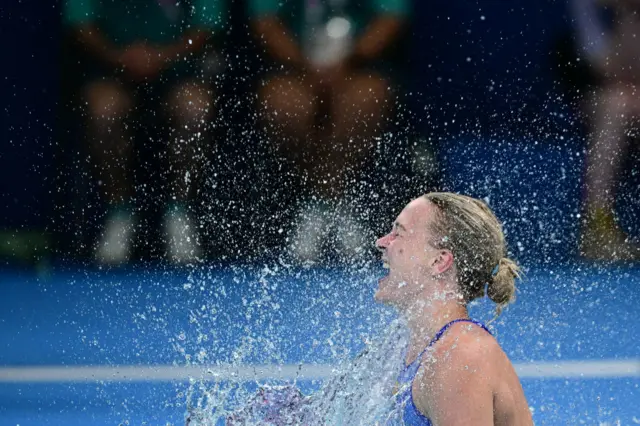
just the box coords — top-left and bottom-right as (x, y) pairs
(423, 192), (521, 315)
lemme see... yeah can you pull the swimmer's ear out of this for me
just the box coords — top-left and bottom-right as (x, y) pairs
(430, 249), (454, 276)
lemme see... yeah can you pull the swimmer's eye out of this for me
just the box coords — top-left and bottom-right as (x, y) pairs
(391, 222), (407, 238)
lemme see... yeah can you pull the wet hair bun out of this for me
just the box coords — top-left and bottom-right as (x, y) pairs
(487, 257), (520, 314)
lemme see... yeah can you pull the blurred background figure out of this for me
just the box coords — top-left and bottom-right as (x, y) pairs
(249, 0), (409, 264)
(570, 0), (640, 261)
(63, 0), (226, 265)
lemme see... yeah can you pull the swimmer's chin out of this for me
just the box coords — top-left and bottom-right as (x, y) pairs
(374, 276), (392, 302)
(373, 289), (388, 303)
(374, 288), (401, 306)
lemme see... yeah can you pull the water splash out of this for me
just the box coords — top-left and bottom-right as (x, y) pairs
(183, 286), (408, 425)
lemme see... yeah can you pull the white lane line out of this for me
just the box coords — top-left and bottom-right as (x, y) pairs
(0, 359), (638, 383)
(514, 359), (640, 378)
(0, 364), (335, 383)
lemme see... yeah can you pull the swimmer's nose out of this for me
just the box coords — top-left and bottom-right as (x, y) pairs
(375, 233), (389, 252)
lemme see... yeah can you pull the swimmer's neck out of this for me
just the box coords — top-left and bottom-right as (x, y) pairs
(403, 286), (468, 366)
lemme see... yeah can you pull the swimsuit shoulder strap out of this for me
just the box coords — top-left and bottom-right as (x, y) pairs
(409, 318), (491, 370)
(428, 318), (491, 348)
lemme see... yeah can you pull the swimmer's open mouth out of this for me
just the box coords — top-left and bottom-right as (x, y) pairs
(379, 259), (390, 283)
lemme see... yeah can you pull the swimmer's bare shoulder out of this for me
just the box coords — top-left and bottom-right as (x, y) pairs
(412, 323), (533, 426)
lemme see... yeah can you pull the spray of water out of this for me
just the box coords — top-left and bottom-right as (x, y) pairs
(178, 264), (409, 425)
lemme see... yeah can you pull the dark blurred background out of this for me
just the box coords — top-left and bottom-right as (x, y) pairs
(2, 0), (640, 269)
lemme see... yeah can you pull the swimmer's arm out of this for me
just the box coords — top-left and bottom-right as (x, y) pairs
(413, 347), (494, 425)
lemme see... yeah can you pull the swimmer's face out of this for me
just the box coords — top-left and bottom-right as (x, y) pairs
(374, 198), (452, 306)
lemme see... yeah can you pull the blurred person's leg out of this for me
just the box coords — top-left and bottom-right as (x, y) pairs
(315, 72), (391, 198)
(581, 82), (640, 261)
(85, 80), (134, 205)
(163, 80), (215, 263)
(85, 80), (137, 264)
(258, 74), (317, 176)
(316, 72), (392, 260)
(258, 74), (325, 262)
